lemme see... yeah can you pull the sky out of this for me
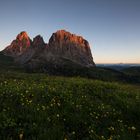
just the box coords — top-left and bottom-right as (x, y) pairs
(0, 0), (140, 64)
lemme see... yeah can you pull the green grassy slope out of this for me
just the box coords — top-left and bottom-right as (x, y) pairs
(0, 72), (140, 140)
(0, 53), (140, 139)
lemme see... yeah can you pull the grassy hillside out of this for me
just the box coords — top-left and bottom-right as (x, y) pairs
(0, 71), (140, 140)
(0, 53), (140, 139)
(0, 52), (14, 66)
(0, 52), (23, 72)
(123, 66), (140, 76)
(0, 52), (139, 84)
(25, 61), (140, 84)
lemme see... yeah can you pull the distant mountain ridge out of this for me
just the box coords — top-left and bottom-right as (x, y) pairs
(2, 30), (95, 72)
(97, 63), (140, 70)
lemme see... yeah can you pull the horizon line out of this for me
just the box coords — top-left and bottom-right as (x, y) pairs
(96, 63), (140, 64)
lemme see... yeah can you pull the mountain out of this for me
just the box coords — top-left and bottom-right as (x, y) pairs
(15, 35), (46, 65)
(48, 30), (94, 66)
(2, 30), (95, 73)
(3, 31), (32, 57)
(96, 63), (140, 71)
(32, 35), (46, 48)
(122, 66), (140, 76)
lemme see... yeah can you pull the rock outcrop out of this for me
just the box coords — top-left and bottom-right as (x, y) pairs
(2, 30), (95, 73)
(3, 31), (32, 57)
(16, 35), (46, 64)
(32, 35), (46, 48)
(48, 30), (94, 66)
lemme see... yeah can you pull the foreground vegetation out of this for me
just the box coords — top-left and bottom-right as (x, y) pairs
(0, 71), (140, 140)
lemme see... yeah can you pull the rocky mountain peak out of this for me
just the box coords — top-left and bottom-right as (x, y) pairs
(2, 30), (95, 72)
(16, 31), (29, 40)
(49, 30), (89, 46)
(3, 31), (32, 57)
(48, 30), (94, 66)
(33, 35), (45, 47)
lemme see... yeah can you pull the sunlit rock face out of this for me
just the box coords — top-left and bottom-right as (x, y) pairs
(16, 35), (46, 64)
(3, 31), (32, 57)
(48, 30), (94, 66)
(2, 30), (95, 72)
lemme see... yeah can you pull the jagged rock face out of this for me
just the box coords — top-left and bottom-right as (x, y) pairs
(16, 35), (46, 64)
(2, 30), (95, 72)
(3, 31), (32, 57)
(33, 35), (46, 48)
(48, 30), (94, 66)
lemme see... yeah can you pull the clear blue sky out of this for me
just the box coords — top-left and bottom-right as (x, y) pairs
(0, 0), (140, 63)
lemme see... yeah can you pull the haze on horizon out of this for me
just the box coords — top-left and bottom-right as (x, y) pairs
(0, 0), (140, 64)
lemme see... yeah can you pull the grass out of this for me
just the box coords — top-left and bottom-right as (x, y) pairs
(123, 66), (140, 76)
(0, 71), (140, 140)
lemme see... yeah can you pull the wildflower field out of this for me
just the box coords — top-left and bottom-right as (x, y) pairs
(0, 71), (140, 140)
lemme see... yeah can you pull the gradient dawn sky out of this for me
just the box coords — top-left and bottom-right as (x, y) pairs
(0, 0), (140, 63)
